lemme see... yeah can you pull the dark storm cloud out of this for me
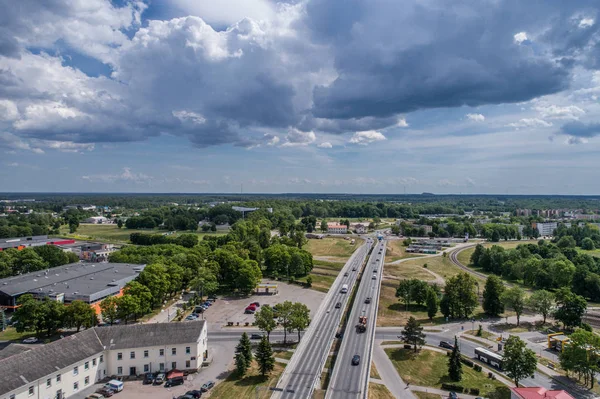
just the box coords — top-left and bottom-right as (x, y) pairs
(559, 121), (600, 138)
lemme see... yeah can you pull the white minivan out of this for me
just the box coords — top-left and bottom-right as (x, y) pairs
(340, 284), (349, 293)
(104, 380), (124, 392)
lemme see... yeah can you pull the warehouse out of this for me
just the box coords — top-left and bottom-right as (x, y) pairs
(0, 262), (145, 309)
(0, 235), (76, 251)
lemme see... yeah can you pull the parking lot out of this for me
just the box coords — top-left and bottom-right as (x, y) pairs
(202, 280), (325, 331)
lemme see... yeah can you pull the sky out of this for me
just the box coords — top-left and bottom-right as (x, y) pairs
(1, 0), (600, 195)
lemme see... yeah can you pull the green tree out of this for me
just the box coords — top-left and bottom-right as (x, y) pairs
(117, 295), (140, 323)
(137, 263), (170, 306)
(11, 294), (43, 336)
(124, 281), (153, 316)
(65, 300), (96, 332)
(503, 336), (537, 387)
(554, 287), (587, 330)
(100, 296), (119, 325)
(236, 260), (262, 295)
(290, 302), (310, 342)
(483, 275), (505, 317)
(117, 219), (123, 229)
(560, 328), (600, 387)
(426, 287), (439, 320)
(306, 275), (313, 287)
(255, 305), (277, 340)
(443, 273), (478, 319)
(527, 290), (554, 324)
(470, 244), (485, 267)
(491, 229), (500, 242)
(582, 237), (595, 250)
(235, 352), (248, 376)
(557, 235), (576, 249)
(401, 316), (425, 353)
(448, 336), (462, 381)
(33, 245), (69, 267)
(236, 332), (253, 365)
(39, 299), (65, 337)
(256, 336), (275, 377)
(501, 287), (526, 326)
(320, 220), (328, 232)
(274, 301), (293, 345)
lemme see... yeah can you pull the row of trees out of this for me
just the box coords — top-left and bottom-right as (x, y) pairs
(12, 295), (96, 337)
(560, 328), (600, 388)
(129, 232), (199, 248)
(235, 333), (275, 378)
(0, 245), (79, 278)
(263, 245), (313, 279)
(253, 302), (310, 344)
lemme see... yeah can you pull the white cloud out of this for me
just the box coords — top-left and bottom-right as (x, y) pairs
(579, 18), (595, 28)
(318, 142), (332, 148)
(466, 113), (485, 122)
(171, 0), (275, 27)
(513, 31), (528, 44)
(0, 100), (19, 121)
(5, 162), (19, 167)
(437, 179), (458, 187)
(281, 128), (316, 147)
(533, 105), (585, 120)
(173, 110), (206, 125)
(507, 118), (553, 129)
(82, 167), (153, 184)
(31, 140), (95, 153)
(266, 134), (280, 146)
(465, 177), (476, 186)
(0, 132), (44, 154)
(396, 118), (409, 127)
(349, 130), (386, 145)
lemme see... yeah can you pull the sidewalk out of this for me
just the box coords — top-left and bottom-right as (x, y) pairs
(147, 299), (186, 323)
(372, 341), (417, 399)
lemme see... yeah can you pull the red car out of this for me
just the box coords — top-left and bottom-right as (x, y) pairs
(250, 302), (260, 307)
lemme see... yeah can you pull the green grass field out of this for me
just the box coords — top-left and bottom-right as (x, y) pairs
(368, 383), (395, 399)
(206, 360), (285, 399)
(58, 224), (226, 243)
(385, 348), (505, 397)
(385, 239), (424, 262)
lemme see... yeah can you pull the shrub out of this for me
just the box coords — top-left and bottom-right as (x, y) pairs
(473, 364), (482, 372)
(470, 388), (480, 395)
(460, 358), (474, 367)
(403, 344), (412, 350)
(441, 383), (464, 392)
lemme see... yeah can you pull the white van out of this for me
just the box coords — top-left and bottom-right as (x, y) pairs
(340, 284), (349, 293)
(104, 380), (124, 392)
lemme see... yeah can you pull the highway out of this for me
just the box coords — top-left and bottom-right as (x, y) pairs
(270, 238), (373, 399)
(325, 239), (386, 399)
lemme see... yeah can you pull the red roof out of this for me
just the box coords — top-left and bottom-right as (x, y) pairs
(511, 387), (574, 399)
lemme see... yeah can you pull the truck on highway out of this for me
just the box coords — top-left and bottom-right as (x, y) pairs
(340, 284), (349, 293)
(356, 316), (367, 333)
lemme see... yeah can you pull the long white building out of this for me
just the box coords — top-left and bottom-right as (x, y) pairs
(533, 222), (558, 237)
(0, 321), (207, 399)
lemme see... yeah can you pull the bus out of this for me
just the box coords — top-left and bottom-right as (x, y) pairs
(340, 284), (349, 293)
(474, 347), (503, 370)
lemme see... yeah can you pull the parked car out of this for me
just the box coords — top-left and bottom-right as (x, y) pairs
(244, 308), (256, 314)
(208, 295), (217, 300)
(143, 373), (155, 384)
(165, 376), (184, 387)
(95, 388), (114, 397)
(351, 355), (361, 365)
(178, 396), (195, 399)
(104, 380), (123, 393)
(22, 337), (38, 344)
(86, 394), (105, 399)
(448, 392), (458, 399)
(185, 390), (202, 398)
(250, 333), (263, 339)
(364, 297), (371, 304)
(439, 341), (454, 350)
(335, 302), (341, 309)
(250, 302), (260, 307)
(154, 373), (166, 385)
(203, 301), (212, 307)
(200, 381), (215, 392)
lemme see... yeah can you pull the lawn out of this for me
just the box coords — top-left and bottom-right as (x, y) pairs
(368, 383), (395, 399)
(383, 261), (438, 282)
(578, 248), (600, 258)
(273, 350), (294, 360)
(0, 327), (36, 342)
(304, 237), (362, 259)
(296, 273), (335, 293)
(401, 256), (485, 284)
(414, 392), (443, 399)
(370, 361), (381, 379)
(384, 348), (505, 397)
(465, 329), (495, 339)
(58, 224), (226, 244)
(377, 282), (447, 327)
(385, 240), (424, 263)
(205, 360), (285, 399)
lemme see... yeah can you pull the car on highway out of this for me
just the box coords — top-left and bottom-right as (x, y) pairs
(371, 275), (376, 280)
(439, 341), (454, 350)
(250, 333), (263, 339)
(364, 297), (371, 304)
(352, 267), (356, 271)
(351, 355), (361, 365)
(373, 269), (377, 273)
(201, 381), (215, 392)
(344, 272), (349, 276)
(335, 332), (343, 339)
(335, 302), (341, 309)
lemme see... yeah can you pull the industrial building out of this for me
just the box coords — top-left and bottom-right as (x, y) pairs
(0, 262), (145, 310)
(0, 321), (208, 399)
(79, 243), (116, 262)
(83, 216), (108, 224)
(0, 235), (75, 252)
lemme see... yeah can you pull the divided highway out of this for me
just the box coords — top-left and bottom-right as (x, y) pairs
(325, 239), (386, 399)
(271, 238), (373, 399)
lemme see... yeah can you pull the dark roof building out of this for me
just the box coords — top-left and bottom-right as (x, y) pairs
(95, 321), (206, 350)
(0, 262), (145, 306)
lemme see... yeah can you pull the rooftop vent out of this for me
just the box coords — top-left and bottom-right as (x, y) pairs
(90, 277), (94, 280)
